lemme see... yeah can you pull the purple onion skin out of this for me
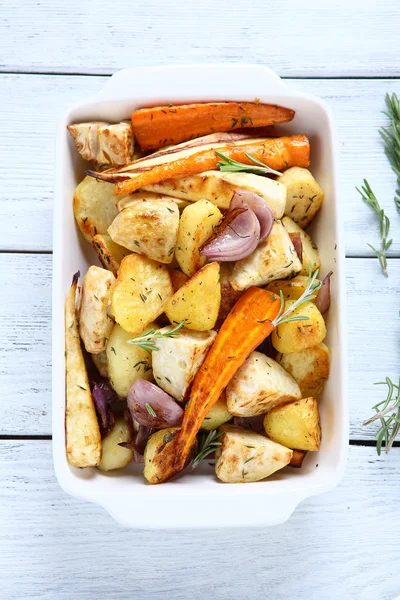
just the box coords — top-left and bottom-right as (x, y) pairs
(200, 207), (260, 261)
(92, 382), (116, 434)
(231, 189), (275, 242)
(128, 380), (184, 429)
(233, 415), (265, 434)
(289, 232), (303, 263)
(316, 271), (333, 315)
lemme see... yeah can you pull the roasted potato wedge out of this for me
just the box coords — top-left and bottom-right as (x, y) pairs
(152, 327), (216, 401)
(201, 392), (232, 430)
(145, 170), (286, 216)
(65, 274), (102, 467)
(165, 262), (221, 331)
(110, 254), (173, 334)
(215, 425), (293, 483)
(226, 351), (301, 417)
(276, 343), (330, 398)
(106, 323), (155, 398)
(91, 350), (108, 378)
(277, 167), (324, 228)
(263, 397), (321, 451)
(108, 198), (179, 263)
(73, 176), (121, 243)
(92, 233), (131, 275)
(79, 265), (115, 354)
(282, 216), (321, 275)
(229, 221), (302, 291)
(97, 417), (133, 472)
(175, 200), (222, 276)
(143, 427), (181, 484)
(289, 449), (308, 468)
(267, 274), (321, 301)
(271, 300), (326, 354)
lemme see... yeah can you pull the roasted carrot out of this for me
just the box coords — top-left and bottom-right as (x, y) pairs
(173, 287), (281, 471)
(131, 102), (295, 151)
(88, 135), (310, 195)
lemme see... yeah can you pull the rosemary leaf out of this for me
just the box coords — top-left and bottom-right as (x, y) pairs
(127, 320), (186, 352)
(362, 377), (400, 455)
(192, 430), (223, 470)
(272, 263), (322, 327)
(379, 92), (400, 210)
(215, 151), (283, 177)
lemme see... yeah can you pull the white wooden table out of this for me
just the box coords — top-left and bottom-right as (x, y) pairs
(1, 2), (400, 598)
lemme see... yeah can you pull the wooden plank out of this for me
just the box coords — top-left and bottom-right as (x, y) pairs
(1, 74), (400, 254)
(0, 0), (399, 77)
(1, 441), (399, 600)
(1, 253), (398, 440)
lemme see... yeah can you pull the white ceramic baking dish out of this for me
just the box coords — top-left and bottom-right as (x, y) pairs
(53, 64), (348, 528)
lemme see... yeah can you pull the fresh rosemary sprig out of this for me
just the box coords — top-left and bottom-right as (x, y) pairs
(272, 263), (322, 327)
(127, 320), (186, 354)
(379, 92), (400, 210)
(192, 430), (223, 470)
(356, 179), (392, 276)
(215, 151), (283, 177)
(362, 377), (400, 455)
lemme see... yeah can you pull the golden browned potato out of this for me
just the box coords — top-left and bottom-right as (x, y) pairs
(144, 170), (287, 217)
(73, 176), (121, 243)
(229, 221), (302, 291)
(175, 200), (222, 276)
(92, 233), (131, 275)
(276, 343), (330, 398)
(271, 300), (326, 354)
(215, 425), (293, 483)
(108, 198), (179, 263)
(143, 427), (181, 484)
(97, 418), (133, 472)
(65, 274), (102, 467)
(281, 216), (321, 275)
(165, 262), (221, 331)
(226, 351), (301, 416)
(277, 167), (324, 228)
(79, 266), (115, 354)
(263, 397), (321, 451)
(201, 392), (232, 430)
(110, 254), (173, 334)
(267, 275), (321, 301)
(289, 449), (307, 468)
(106, 323), (154, 398)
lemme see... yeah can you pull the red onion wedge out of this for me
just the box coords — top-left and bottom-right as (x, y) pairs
(128, 379), (184, 429)
(92, 381), (116, 433)
(316, 271), (333, 315)
(200, 206), (260, 261)
(233, 415), (265, 434)
(230, 189), (275, 242)
(289, 232), (303, 263)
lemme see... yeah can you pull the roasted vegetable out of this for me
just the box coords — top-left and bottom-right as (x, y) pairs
(152, 328), (216, 401)
(278, 167), (324, 228)
(73, 176), (121, 243)
(143, 427), (190, 484)
(201, 392), (232, 430)
(165, 262), (221, 332)
(263, 397), (321, 451)
(110, 254), (173, 334)
(106, 323), (154, 398)
(215, 425), (293, 483)
(88, 135), (311, 195)
(92, 234), (131, 275)
(108, 198), (179, 263)
(79, 266), (115, 354)
(128, 380), (184, 428)
(97, 418), (133, 472)
(65, 273), (102, 467)
(267, 275), (320, 301)
(229, 220), (302, 291)
(276, 343), (330, 398)
(67, 121), (134, 166)
(282, 216), (321, 275)
(226, 351), (301, 417)
(173, 287), (281, 472)
(271, 300), (326, 354)
(145, 170), (287, 216)
(131, 101), (295, 150)
(175, 200), (222, 276)
(289, 449), (308, 468)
